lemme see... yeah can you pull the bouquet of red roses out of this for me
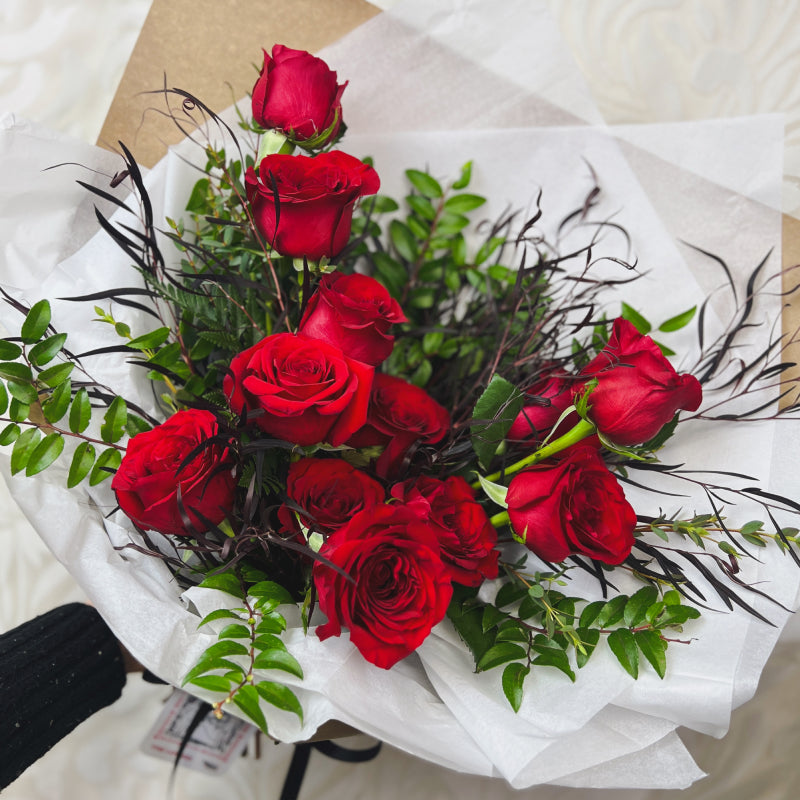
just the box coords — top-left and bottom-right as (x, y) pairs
(1, 42), (798, 780)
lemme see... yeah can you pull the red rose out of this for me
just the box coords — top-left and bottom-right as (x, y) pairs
(391, 476), (499, 586)
(278, 457), (385, 535)
(506, 445), (636, 565)
(223, 332), (373, 447)
(299, 272), (407, 366)
(580, 318), (702, 446)
(246, 151), (380, 260)
(111, 409), (235, 537)
(508, 370), (577, 443)
(251, 45), (346, 146)
(314, 504), (453, 669)
(346, 373), (450, 478)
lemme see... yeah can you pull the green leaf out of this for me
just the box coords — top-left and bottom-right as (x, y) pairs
(373, 252), (408, 298)
(0, 381), (7, 415)
(495, 624), (528, 643)
(204, 640), (250, 659)
(658, 306), (697, 333)
(218, 624), (251, 640)
(189, 674), (235, 693)
(531, 645), (576, 682)
(100, 396), (127, 443)
(198, 608), (243, 627)
(232, 685), (268, 734)
(0, 362), (32, 382)
(446, 587), (496, 667)
(369, 195), (400, 214)
(252, 634), (286, 652)
(253, 649), (304, 679)
(127, 327), (171, 350)
(575, 627), (600, 668)
(740, 520), (764, 536)
(37, 362), (74, 388)
(7, 380), (37, 405)
(20, 300), (51, 344)
(88, 447), (121, 485)
(68, 388), (92, 433)
(607, 628), (639, 678)
(452, 160), (472, 190)
(476, 642), (527, 672)
(198, 572), (244, 598)
(42, 379), (72, 423)
(182, 656), (245, 686)
(255, 681), (303, 721)
(255, 612), (287, 635)
(595, 595), (628, 628)
(406, 194), (436, 221)
(494, 582), (527, 609)
(0, 340), (22, 360)
(443, 193), (486, 214)
(476, 474), (508, 509)
(67, 442), (96, 488)
(25, 432), (64, 476)
(481, 604), (507, 633)
(635, 630), (667, 678)
(29, 333), (67, 366)
(8, 398), (30, 422)
(0, 422), (20, 446)
(10, 427), (41, 474)
(186, 178), (211, 213)
(502, 662), (529, 713)
(405, 169), (442, 199)
(390, 219), (418, 262)
(620, 303), (651, 335)
(249, 581), (295, 606)
(125, 414), (151, 438)
(623, 586), (659, 627)
(471, 374), (525, 469)
(742, 533), (767, 547)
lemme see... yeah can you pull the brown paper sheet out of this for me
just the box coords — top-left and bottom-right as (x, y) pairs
(97, 0), (379, 167)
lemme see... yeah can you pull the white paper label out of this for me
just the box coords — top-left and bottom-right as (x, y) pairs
(140, 689), (256, 775)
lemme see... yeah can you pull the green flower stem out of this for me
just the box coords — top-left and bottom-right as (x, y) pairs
(490, 510), (510, 528)
(479, 418), (596, 485)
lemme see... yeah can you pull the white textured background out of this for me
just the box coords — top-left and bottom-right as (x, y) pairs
(2, 1), (800, 797)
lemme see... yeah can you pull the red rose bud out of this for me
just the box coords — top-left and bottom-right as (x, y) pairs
(506, 445), (636, 565)
(246, 151), (380, 260)
(347, 373), (450, 479)
(111, 409), (235, 537)
(224, 332), (373, 447)
(580, 317), (702, 446)
(392, 476), (499, 587)
(314, 504), (453, 669)
(299, 272), (407, 366)
(252, 45), (346, 147)
(278, 457), (385, 536)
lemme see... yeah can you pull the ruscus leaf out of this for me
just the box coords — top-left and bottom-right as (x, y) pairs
(634, 630), (667, 678)
(253, 649), (304, 679)
(476, 642), (527, 672)
(255, 681), (303, 721)
(405, 168), (443, 199)
(607, 628), (639, 678)
(232, 685), (268, 734)
(502, 662), (529, 713)
(88, 447), (121, 485)
(67, 442), (96, 488)
(25, 432), (64, 476)
(20, 300), (51, 344)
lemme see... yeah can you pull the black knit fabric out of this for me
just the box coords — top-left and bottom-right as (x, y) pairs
(0, 603), (127, 790)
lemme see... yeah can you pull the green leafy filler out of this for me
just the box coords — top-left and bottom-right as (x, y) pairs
(186, 571), (304, 735)
(448, 573), (699, 713)
(0, 298), (144, 487)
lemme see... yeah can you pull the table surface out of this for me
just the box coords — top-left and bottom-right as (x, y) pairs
(2, 1), (800, 798)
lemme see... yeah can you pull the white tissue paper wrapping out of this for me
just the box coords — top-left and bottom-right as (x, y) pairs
(1, 0), (798, 789)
